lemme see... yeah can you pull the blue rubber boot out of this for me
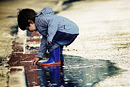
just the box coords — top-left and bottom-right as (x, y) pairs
(42, 46), (61, 66)
(60, 46), (64, 65)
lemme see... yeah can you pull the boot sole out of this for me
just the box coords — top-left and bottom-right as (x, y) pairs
(41, 62), (61, 66)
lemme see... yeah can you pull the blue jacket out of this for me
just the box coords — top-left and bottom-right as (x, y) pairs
(35, 7), (79, 58)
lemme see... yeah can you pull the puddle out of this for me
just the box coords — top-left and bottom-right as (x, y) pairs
(8, 42), (121, 87)
(24, 55), (121, 87)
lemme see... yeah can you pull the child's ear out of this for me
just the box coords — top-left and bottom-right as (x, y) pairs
(28, 20), (34, 24)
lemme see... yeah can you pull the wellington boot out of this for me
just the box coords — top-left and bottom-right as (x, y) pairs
(60, 46), (64, 66)
(42, 46), (61, 66)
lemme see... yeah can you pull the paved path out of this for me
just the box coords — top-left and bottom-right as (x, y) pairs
(0, 0), (59, 86)
(58, 0), (130, 86)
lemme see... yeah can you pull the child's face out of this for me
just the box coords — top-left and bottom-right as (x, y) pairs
(26, 21), (36, 32)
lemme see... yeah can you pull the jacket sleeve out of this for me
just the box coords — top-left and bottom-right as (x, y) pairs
(47, 17), (59, 42)
(37, 36), (47, 58)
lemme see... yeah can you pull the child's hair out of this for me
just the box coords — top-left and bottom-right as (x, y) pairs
(17, 8), (37, 30)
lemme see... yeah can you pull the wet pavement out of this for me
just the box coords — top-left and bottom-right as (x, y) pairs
(8, 52), (121, 87)
(0, 0), (130, 87)
(58, 0), (130, 87)
(7, 28), (122, 87)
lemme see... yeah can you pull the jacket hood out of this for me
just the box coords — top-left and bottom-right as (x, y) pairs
(36, 7), (54, 16)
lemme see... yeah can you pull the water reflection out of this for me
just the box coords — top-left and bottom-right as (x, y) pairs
(8, 52), (121, 87)
(37, 66), (62, 87)
(32, 57), (120, 87)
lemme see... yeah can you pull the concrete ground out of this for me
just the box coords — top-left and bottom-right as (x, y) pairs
(58, 0), (130, 87)
(0, 0), (130, 87)
(0, 0), (56, 86)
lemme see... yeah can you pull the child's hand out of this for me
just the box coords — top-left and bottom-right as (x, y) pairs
(32, 57), (39, 65)
(46, 41), (52, 45)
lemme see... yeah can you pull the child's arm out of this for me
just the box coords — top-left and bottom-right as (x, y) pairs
(37, 36), (47, 58)
(32, 36), (47, 65)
